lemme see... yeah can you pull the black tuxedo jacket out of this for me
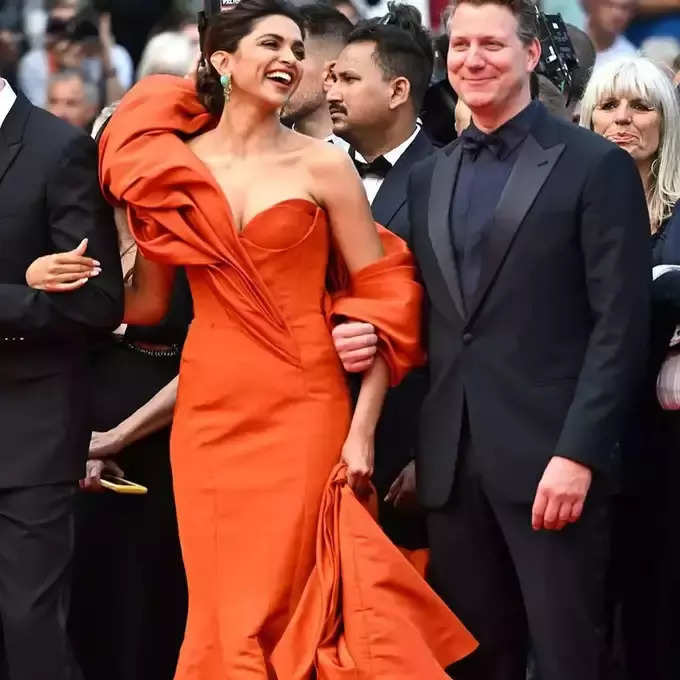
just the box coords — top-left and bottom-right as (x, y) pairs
(408, 104), (650, 507)
(372, 128), (435, 242)
(0, 92), (123, 488)
(370, 129), (434, 530)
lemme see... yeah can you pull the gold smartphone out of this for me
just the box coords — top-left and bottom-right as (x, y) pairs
(99, 475), (148, 495)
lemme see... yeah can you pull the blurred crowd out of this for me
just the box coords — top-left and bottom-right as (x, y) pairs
(2, 0), (680, 135)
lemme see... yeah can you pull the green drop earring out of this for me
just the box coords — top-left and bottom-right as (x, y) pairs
(220, 73), (232, 105)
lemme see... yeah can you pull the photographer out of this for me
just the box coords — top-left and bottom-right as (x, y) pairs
(18, 5), (132, 109)
(63, 9), (133, 107)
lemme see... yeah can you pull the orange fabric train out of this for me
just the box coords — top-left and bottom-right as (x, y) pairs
(99, 75), (477, 679)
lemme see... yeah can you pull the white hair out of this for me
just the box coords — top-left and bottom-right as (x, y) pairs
(137, 32), (195, 81)
(580, 57), (680, 231)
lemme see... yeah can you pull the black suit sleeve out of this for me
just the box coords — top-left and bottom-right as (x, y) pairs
(0, 133), (123, 337)
(555, 146), (650, 471)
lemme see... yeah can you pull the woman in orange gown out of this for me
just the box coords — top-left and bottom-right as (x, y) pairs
(39, 0), (477, 676)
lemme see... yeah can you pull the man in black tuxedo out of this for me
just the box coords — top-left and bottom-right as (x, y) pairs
(333, 1), (650, 678)
(326, 3), (435, 242)
(0, 77), (122, 679)
(327, 4), (435, 545)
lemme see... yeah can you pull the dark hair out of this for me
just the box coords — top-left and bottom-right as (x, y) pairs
(565, 23), (595, 101)
(347, 2), (434, 112)
(298, 4), (353, 43)
(197, 0), (306, 115)
(65, 9), (100, 44)
(447, 0), (538, 45)
(530, 70), (539, 99)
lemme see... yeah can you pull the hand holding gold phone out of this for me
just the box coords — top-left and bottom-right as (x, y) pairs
(99, 475), (148, 495)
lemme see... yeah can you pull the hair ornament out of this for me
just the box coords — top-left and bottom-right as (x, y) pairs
(203, 0), (241, 16)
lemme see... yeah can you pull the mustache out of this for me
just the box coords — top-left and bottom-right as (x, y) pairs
(328, 103), (347, 115)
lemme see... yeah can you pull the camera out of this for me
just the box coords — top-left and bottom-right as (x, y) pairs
(534, 8), (579, 105)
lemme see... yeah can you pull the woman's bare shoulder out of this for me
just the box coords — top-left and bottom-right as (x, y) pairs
(298, 135), (355, 178)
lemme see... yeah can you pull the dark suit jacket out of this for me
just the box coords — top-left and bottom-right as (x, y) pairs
(370, 129), (434, 546)
(372, 128), (435, 243)
(0, 92), (123, 488)
(408, 104), (650, 507)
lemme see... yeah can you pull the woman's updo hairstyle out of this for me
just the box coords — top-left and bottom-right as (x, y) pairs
(197, 0), (306, 115)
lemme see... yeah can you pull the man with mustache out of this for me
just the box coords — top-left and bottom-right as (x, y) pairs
(326, 2), (434, 241)
(327, 3), (436, 547)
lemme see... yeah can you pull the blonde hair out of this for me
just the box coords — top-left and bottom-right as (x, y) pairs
(580, 57), (680, 232)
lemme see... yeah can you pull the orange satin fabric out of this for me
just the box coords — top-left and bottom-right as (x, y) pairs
(99, 76), (476, 679)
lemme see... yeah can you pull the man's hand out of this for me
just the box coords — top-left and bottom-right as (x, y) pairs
(332, 321), (378, 373)
(385, 459), (418, 510)
(532, 456), (592, 531)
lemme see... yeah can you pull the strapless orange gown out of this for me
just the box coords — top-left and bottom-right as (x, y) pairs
(99, 76), (477, 679)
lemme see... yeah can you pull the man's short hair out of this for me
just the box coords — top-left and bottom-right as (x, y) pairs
(347, 2), (434, 112)
(447, 0), (538, 45)
(298, 3), (353, 42)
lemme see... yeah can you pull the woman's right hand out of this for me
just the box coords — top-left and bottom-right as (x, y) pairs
(341, 428), (375, 499)
(89, 428), (125, 459)
(26, 238), (101, 292)
(80, 459), (125, 492)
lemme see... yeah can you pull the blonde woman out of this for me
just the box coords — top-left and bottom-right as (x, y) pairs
(580, 56), (680, 235)
(580, 56), (680, 680)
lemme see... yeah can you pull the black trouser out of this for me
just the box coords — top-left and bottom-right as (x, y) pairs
(0, 483), (82, 680)
(427, 432), (611, 680)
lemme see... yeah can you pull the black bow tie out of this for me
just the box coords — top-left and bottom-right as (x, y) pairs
(460, 128), (505, 160)
(351, 152), (392, 179)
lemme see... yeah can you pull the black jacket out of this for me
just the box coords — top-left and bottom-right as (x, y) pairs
(0, 92), (123, 487)
(408, 104), (650, 507)
(372, 128), (435, 242)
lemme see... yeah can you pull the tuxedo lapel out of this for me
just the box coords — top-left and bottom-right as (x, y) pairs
(372, 130), (433, 229)
(0, 93), (29, 185)
(466, 133), (565, 321)
(0, 132), (21, 185)
(427, 144), (465, 320)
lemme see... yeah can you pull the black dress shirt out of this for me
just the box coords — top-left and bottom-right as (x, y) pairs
(451, 100), (540, 307)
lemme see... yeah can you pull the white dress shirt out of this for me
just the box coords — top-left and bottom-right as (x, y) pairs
(353, 125), (421, 205)
(325, 132), (349, 151)
(0, 78), (18, 129)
